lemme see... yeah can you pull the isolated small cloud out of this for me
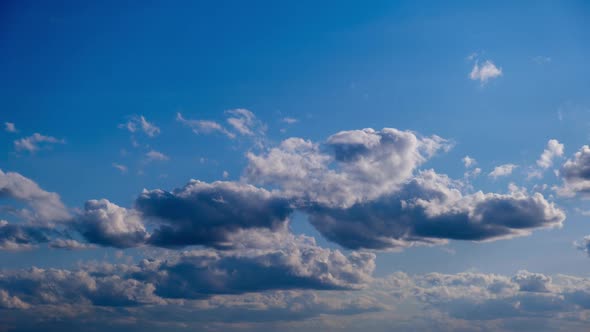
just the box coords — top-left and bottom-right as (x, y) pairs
(469, 60), (502, 84)
(462, 156), (477, 168)
(112, 163), (128, 173)
(281, 117), (298, 124)
(146, 150), (169, 162)
(14, 133), (65, 153)
(4, 122), (17, 133)
(532, 56), (551, 64)
(120, 115), (160, 137)
(489, 164), (518, 179)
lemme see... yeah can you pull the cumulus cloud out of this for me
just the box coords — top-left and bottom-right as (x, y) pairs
(489, 164), (518, 178)
(120, 115), (160, 137)
(0, 169), (70, 225)
(556, 145), (590, 196)
(136, 180), (292, 248)
(13, 133), (65, 153)
(537, 139), (564, 169)
(246, 128), (450, 208)
(305, 170), (564, 250)
(469, 60), (502, 84)
(4, 122), (17, 133)
(76, 199), (148, 248)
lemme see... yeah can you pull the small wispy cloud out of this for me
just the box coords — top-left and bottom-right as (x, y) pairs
(14, 133), (65, 153)
(532, 56), (551, 64)
(489, 163), (518, 179)
(120, 115), (160, 137)
(112, 163), (128, 173)
(4, 122), (17, 133)
(146, 150), (169, 162)
(176, 112), (235, 138)
(281, 117), (298, 124)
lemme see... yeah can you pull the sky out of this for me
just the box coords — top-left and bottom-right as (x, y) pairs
(1, 1), (590, 331)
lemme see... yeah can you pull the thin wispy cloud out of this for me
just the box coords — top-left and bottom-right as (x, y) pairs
(14, 133), (65, 153)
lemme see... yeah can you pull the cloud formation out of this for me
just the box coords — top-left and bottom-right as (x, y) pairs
(120, 115), (160, 137)
(469, 60), (502, 84)
(489, 164), (518, 178)
(556, 145), (590, 196)
(537, 139), (564, 169)
(13, 133), (65, 153)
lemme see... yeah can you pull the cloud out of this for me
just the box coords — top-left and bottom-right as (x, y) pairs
(462, 156), (476, 168)
(136, 180), (292, 248)
(13, 133), (65, 153)
(489, 164), (518, 178)
(120, 115), (160, 137)
(76, 199), (148, 248)
(112, 163), (128, 173)
(246, 128), (450, 208)
(0, 169), (70, 225)
(305, 170), (564, 250)
(555, 145), (590, 196)
(469, 60), (502, 84)
(0, 221), (51, 250)
(4, 122), (17, 133)
(225, 108), (265, 136)
(176, 112), (235, 138)
(537, 139), (564, 169)
(146, 150), (169, 162)
(48, 239), (96, 250)
(533, 56), (552, 64)
(281, 117), (298, 124)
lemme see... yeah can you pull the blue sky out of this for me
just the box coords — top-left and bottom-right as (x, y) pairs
(1, 1), (590, 331)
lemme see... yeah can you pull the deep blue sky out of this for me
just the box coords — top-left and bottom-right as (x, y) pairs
(1, 1), (590, 331)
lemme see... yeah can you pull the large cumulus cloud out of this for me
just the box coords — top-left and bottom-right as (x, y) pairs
(136, 180), (293, 248)
(305, 170), (564, 250)
(556, 145), (590, 196)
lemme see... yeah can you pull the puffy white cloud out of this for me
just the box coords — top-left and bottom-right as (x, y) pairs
(489, 164), (518, 178)
(0, 169), (70, 225)
(13, 133), (65, 153)
(469, 60), (502, 84)
(120, 115), (160, 137)
(537, 139), (564, 169)
(246, 128), (450, 208)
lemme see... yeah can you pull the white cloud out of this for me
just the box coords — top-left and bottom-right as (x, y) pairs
(14, 133), (65, 153)
(281, 117), (298, 124)
(176, 112), (235, 138)
(225, 108), (265, 136)
(462, 156), (476, 168)
(112, 163), (128, 173)
(469, 60), (502, 84)
(4, 122), (17, 133)
(120, 115), (160, 137)
(145, 150), (169, 162)
(537, 139), (564, 169)
(489, 164), (518, 179)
